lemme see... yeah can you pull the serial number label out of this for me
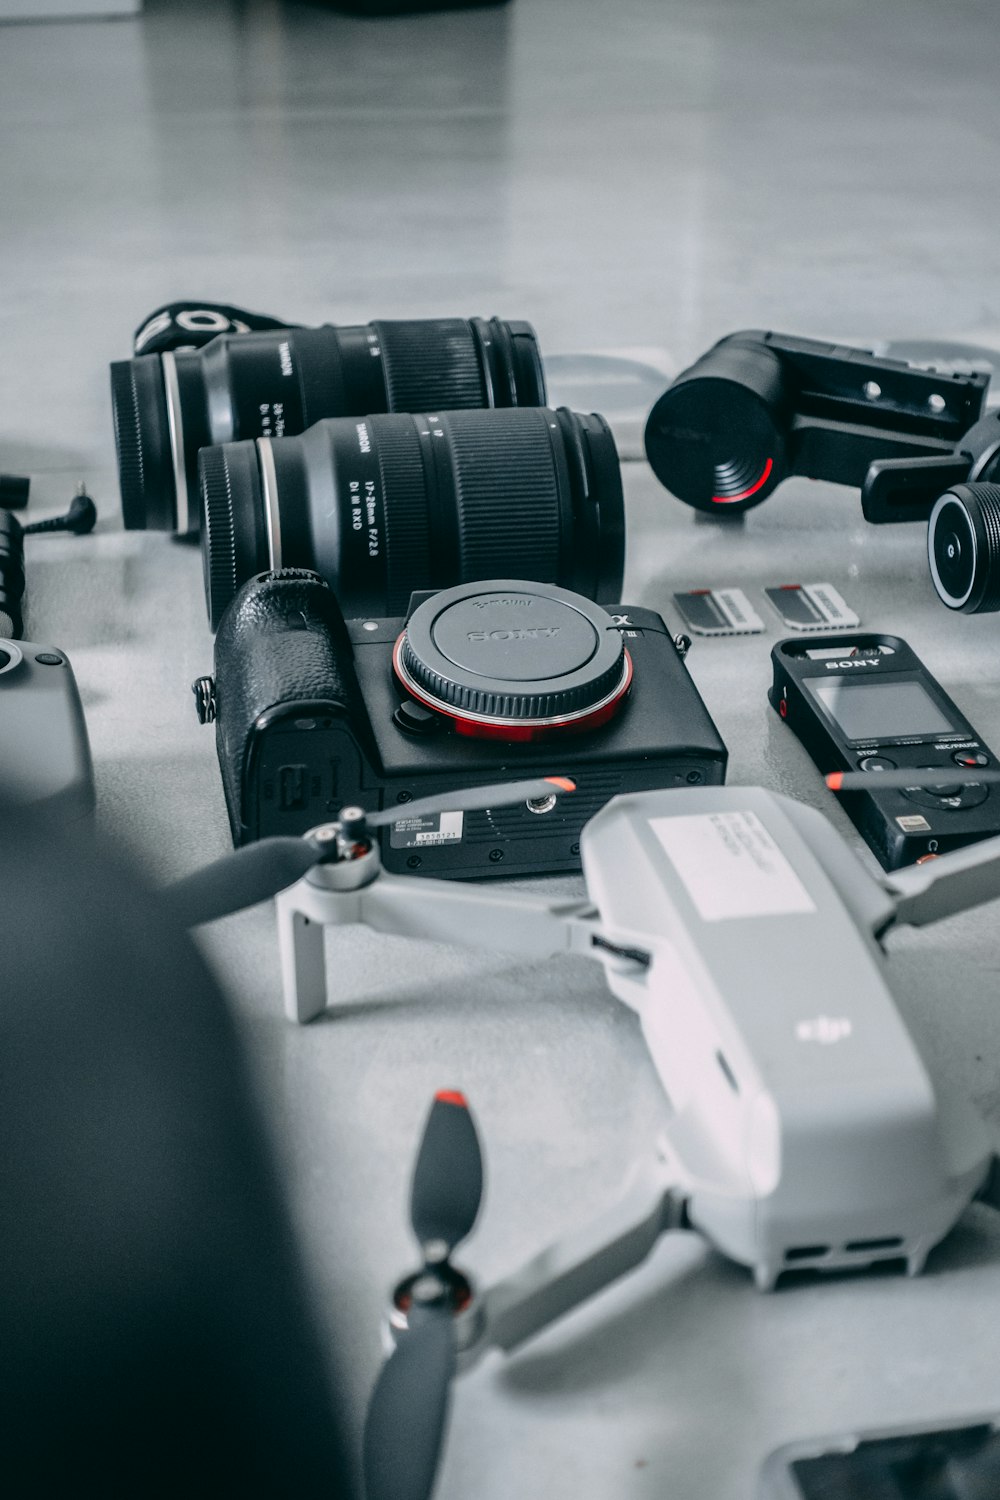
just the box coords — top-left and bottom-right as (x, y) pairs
(389, 810), (464, 849)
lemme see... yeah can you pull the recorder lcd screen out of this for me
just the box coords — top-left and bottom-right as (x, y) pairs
(808, 678), (955, 741)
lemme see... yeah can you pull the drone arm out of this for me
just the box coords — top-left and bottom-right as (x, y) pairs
(276, 870), (600, 1023)
(884, 832), (1000, 929)
(480, 1161), (686, 1354)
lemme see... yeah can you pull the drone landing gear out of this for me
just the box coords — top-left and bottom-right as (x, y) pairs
(275, 864), (600, 1024)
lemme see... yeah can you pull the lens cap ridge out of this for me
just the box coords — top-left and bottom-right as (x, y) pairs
(396, 580), (628, 725)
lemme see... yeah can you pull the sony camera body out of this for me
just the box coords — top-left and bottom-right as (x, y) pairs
(197, 569), (728, 879)
(0, 638), (94, 819)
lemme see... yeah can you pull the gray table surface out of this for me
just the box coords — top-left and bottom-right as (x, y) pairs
(4, 1), (1000, 1495)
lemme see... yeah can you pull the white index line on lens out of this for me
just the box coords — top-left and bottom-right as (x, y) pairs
(257, 438), (283, 570)
(160, 352), (190, 535)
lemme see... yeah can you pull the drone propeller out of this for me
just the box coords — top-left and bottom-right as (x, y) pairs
(828, 769), (1000, 793)
(166, 776), (576, 928)
(363, 1091), (484, 1500)
(166, 835), (328, 929)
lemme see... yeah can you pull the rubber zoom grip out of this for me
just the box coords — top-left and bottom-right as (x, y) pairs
(444, 408), (562, 582)
(375, 319), (485, 413)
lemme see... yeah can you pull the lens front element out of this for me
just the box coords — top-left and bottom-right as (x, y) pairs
(928, 483), (1000, 613)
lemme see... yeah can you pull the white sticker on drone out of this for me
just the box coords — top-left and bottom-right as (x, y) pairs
(389, 810), (465, 848)
(650, 811), (817, 922)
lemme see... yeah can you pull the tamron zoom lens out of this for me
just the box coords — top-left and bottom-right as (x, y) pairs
(199, 406), (624, 628)
(110, 316), (546, 535)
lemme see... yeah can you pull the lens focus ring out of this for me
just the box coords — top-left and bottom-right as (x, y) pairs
(375, 320), (485, 413)
(444, 408), (562, 581)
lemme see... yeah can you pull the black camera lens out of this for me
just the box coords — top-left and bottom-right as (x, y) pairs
(0, 509), (25, 638)
(643, 335), (789, 513)
(110, 316), (546, 535)
(199, 406), (624, 629)
(927, 482), (1000, 613)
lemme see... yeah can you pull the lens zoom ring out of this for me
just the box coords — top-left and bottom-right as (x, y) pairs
(376, 320), (485, 413)
(294, 328), (347, 426)
(370, 417), (432, 615)
(200, 446), (239, 621)
(971, 483), (1000, 612)
(446, 410), (562, 581)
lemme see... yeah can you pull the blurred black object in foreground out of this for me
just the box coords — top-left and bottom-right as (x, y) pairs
(0, 797), (355, 1496)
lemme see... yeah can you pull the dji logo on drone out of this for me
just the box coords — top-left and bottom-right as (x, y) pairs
(796, 1015), (853, 1044)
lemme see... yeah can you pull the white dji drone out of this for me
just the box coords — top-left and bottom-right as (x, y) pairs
(170, 771), (1000, 1500)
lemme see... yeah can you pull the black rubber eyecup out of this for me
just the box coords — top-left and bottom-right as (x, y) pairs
(110, 356), (175, 531)
(928, 483), (1000, 614)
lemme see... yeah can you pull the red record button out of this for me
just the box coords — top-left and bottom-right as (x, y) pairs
(953, 750), (989, 768)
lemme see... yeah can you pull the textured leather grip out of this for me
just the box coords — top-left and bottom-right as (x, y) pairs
(213, 569), (367, 841)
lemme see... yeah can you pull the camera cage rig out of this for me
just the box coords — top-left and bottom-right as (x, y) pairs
(168, 772), (1000, 1500)
(643, 329), (991, 523)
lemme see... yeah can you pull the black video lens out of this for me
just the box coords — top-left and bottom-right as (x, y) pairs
(110, 317), (546, 535)
(643, 335), (789, 513)
(0, 509), (25, 638)
(199, 406), (624, 629)
(928, 483), (1000, 613)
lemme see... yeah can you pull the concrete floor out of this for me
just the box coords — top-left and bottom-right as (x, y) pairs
(4, 1), (1000, 1495)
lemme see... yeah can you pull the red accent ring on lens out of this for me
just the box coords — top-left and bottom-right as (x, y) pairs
(392, 634), (634, 743)
(711, 457), (773, 505)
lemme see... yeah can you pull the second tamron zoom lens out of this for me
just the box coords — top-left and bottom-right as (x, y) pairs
(110, 316), (546, 535)
(199, 406), (625, 628)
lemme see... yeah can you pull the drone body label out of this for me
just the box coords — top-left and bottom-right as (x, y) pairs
(388, 810), (464, 848)
(650, 810), (816, 922)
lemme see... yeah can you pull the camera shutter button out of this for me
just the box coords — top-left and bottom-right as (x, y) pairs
(35, 653), (64, 666)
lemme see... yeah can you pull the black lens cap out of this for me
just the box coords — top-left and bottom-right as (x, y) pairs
(397, 580), (627, 725)
(645, 378), (786, 512)
(928, 483), (1000, 613)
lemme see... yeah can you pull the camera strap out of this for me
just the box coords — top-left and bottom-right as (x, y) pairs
(132, 301), (300, 356)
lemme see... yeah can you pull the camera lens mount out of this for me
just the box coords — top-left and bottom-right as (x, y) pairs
(393, 580), (633, 742)
(927, 483), (1000, 613)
